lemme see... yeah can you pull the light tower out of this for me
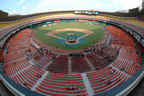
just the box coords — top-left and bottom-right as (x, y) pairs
(139, 0), (144, 12)
(142, 0), (144, 9)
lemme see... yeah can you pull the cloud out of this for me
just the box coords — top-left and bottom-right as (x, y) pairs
(18, 0), (25, 5)
(18, 5), (29, 15)
(7, 0), (142, 15)
(33, 0), (142, 13)
(8, 5), (28, 15)
(8, 10), (19, 15)
(113, 0), (141, 10)
(21, 6), (27, 10)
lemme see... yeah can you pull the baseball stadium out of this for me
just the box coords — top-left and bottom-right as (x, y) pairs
(0, 0), (144, 96)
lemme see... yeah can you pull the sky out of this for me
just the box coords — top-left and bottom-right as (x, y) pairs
(0, 0), (142, 15)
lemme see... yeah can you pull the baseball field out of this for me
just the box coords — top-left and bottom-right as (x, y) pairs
(33, 21), (106, 50)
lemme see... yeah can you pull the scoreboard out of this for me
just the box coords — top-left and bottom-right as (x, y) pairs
(74, 10), (99, 15)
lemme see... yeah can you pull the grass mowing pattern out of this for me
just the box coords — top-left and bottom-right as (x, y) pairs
(34, 22), (105, 50)
(55, 31), (85, 39)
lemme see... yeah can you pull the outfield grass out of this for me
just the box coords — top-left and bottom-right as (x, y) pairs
(33, 21), (105, 50)
(55, 31), (85, 39)
(38, 22), (105, 31)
